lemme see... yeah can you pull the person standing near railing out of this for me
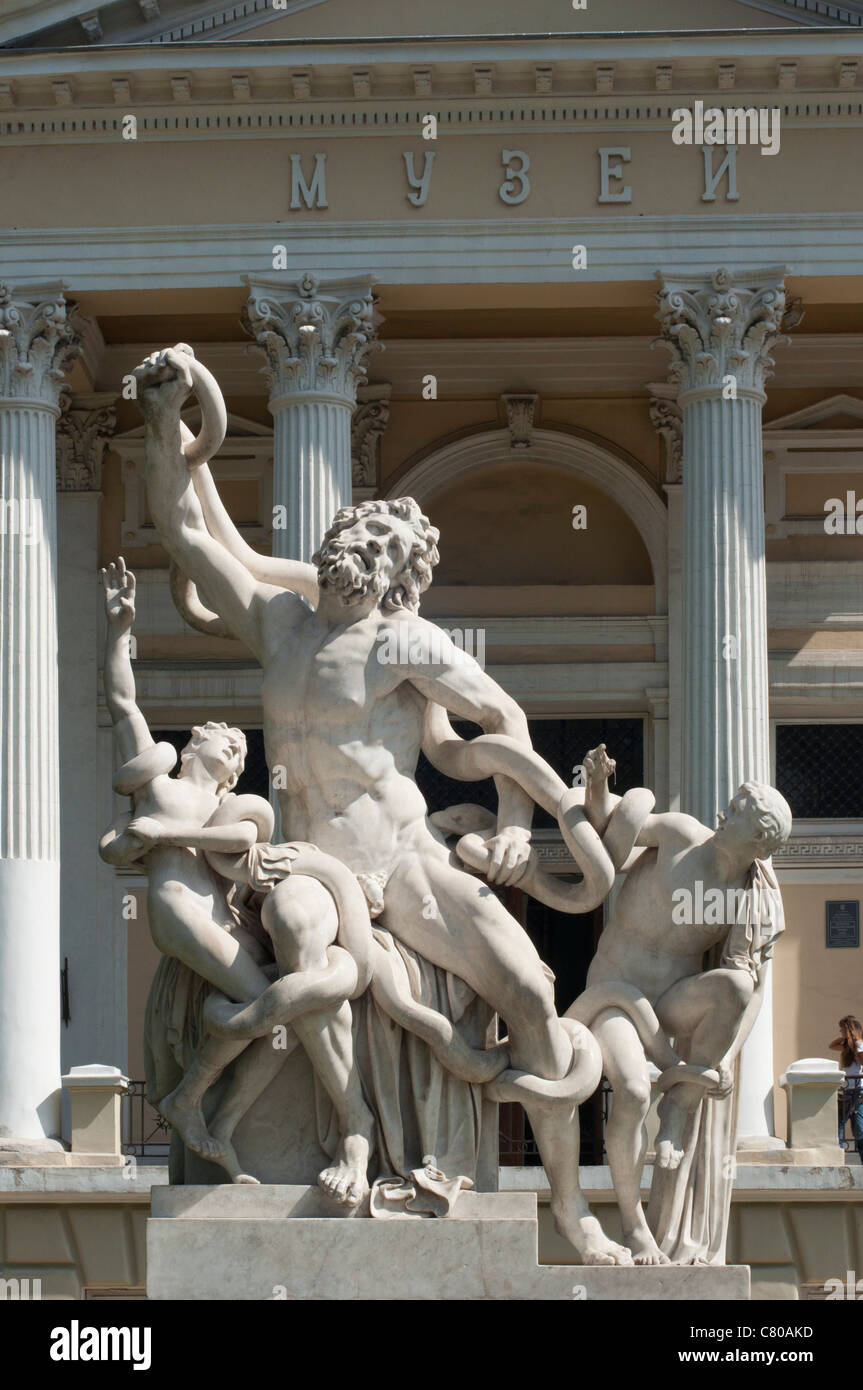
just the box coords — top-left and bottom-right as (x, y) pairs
(829, 1015), (863, 1161)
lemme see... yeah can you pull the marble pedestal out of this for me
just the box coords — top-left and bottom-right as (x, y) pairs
(146, 1186), (750, 1301)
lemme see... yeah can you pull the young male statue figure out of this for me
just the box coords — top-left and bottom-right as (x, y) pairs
(572, 747), (791, 1265)
(98, 557), (378, 1201)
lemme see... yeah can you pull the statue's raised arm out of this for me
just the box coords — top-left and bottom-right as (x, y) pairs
(134, 345), (306, 657)
(191, 458), (318, 607)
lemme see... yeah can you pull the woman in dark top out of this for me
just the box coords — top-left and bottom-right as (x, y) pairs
(830, 1015), (863, 1161)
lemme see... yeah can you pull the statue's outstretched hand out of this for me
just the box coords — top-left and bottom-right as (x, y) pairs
(126, 816), (165, 849)
(100, 556), (136, 630)
(133, 344), (194, 421)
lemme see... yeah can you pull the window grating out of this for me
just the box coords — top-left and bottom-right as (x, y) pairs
(775, 724), (863, 820)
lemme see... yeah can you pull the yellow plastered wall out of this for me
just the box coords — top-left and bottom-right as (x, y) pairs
(773, 880), (863, 1141)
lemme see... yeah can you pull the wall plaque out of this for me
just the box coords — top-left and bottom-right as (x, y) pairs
(826, 900), (860, 949)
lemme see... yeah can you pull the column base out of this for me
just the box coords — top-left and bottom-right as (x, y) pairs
(0, 1137), (67, 1167)
(0, 1143), (125, 1168)
(736, 1135), (787, 1162)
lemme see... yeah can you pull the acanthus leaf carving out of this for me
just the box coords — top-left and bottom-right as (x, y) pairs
(654, 267), (791, 400)
(0, 283), (82, 407)
(351, 383), (391, 490)
(648, 395), (683, 483)
(242, 273), (380, 406)
(56, 394), (117, 492)
(501, 391), (539, 450)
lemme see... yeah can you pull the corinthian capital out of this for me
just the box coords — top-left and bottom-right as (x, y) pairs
(0, 282), (82, 408)
(56, 393), (117, 492)
(242, 272), (379, 408)
(655, 267), (790, 402)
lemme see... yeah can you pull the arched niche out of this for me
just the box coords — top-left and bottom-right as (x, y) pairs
(388, 429), (667, 614)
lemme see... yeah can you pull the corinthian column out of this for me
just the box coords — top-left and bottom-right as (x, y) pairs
(656, 266), (789, 1146)
(0, 283), (80, 1153)
(243, 273), (378, 560)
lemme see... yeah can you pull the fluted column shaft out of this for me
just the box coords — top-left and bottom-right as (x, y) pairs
(657, 267), (788, 1145)
(681, 393), (770, 819)
(244, 272), (378, 561)
(274, 397), (353, 561)
(0, 283), (79, 1146)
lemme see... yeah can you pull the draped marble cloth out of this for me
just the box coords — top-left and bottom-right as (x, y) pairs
(144, 883), (493, 1186)
(319, 927), (492, 1183)
(646, 857), (785, 1264)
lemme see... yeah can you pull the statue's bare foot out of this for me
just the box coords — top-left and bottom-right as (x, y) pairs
(207, 1122), (259, 1185)
(159, 1089), (225, 1161)
(625, 1228), (670, 1266)
(551, 1202), (633, 1266)
(318, 1132), (371, 1209)
(656, 1137), (685, 1170)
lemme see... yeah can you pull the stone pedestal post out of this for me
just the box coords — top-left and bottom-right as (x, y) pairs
(656, 267), (789, 1145)
(0, 283), (80, 1152)
(243, 273), (379, 561)
(61, 1063), (128, 1164)
(779, 1058), (845, 1165)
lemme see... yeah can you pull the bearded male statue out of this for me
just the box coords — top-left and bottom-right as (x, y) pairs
(133, 343), (632, 1266)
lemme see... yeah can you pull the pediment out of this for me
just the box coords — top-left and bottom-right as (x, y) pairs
(2, 0), (851, 51)
(766, 394), (863, 432)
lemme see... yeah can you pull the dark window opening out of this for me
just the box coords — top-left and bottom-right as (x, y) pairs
(776, 724), (863, 820)
(417, 716), (644, 829)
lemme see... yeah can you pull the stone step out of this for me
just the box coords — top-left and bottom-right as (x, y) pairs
(146, 1185), (751, 1301)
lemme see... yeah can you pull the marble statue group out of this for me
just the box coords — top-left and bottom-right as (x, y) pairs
(101, 343), (792, 1267)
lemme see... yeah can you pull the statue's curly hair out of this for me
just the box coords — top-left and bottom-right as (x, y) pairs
(741, 782), (792, 858)
(313, 497), (440, 613)
(180, 721), (247, 796)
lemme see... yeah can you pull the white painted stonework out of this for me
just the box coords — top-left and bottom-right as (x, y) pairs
(243, 274), (378, 562)
(656, 267), (790, 1146)
(0, 283), (79, 1148)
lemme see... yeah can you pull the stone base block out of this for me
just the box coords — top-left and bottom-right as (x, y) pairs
(0, 1140), (124, 1168)
(741, 1145), (846, 1166)
(147, 1186), (750, 1301)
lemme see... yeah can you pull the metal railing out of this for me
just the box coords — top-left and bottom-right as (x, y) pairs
(499, 1081), (612, 1167)
(123, 1077), (614, 1166)
(121, 1080), (171, 1160)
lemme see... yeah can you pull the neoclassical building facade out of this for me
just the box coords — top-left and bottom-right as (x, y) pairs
(2, 0), (863, 1297)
